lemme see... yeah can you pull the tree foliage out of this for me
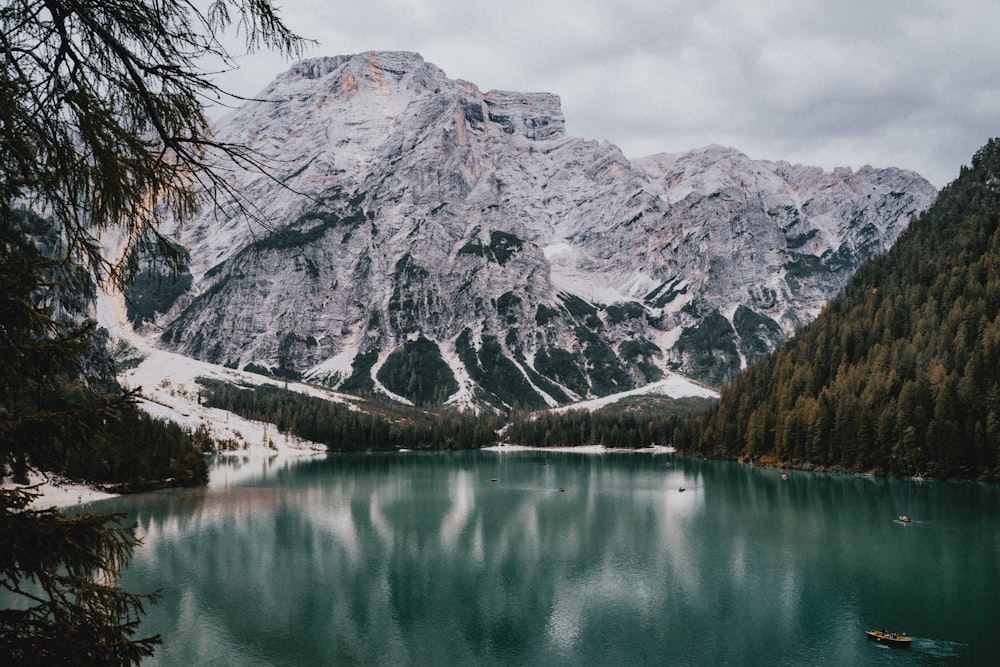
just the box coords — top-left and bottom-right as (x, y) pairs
(679, 139), (1000, 480)
(504, 396), (716, 449)
(0, 213), (170, 663)
(1, 208), (208, 490)
(0, 0), (306, 287)
(1, 1), (305, 662)
(0, 488), (161, 666)
(0, 211), (128, 483)
(199, 379), (499, 450)
(376, 336), (459, 406)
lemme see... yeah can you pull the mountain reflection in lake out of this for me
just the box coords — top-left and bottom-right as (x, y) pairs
(91, 451), (999, 665)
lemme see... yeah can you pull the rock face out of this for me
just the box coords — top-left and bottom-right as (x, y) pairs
(155, 51), (937, 410)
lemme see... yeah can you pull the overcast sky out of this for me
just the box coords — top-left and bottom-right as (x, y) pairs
(212, 0), (1000, 187)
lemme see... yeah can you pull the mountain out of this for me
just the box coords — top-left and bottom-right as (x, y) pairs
(143, 51), (936, 411)
(677, 139), (1000, 480)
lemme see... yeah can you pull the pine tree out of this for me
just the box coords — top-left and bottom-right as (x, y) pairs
(1, 1), (306, 662)
(684, 139), (1000, 479)
(0, 221), (159, 663)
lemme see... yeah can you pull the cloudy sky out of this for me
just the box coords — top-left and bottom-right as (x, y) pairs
(212, 0), (1000, 187)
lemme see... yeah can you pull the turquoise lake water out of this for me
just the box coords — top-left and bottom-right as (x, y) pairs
(86, 450), (999, 665)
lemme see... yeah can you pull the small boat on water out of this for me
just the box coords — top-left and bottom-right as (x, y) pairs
(899, 515), (913, 523)
(866, 630), (912, 647)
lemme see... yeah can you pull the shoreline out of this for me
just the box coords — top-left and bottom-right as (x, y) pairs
(2, 440), (329, 510)
(484, 444), (675, 454)
(2, 470), (118, 509)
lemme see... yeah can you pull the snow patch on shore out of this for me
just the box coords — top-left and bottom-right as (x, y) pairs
(3, 339), (331, 509)
(2, 470), (117, 509)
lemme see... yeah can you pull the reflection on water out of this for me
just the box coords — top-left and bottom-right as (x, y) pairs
(87, 452), (1000, 665)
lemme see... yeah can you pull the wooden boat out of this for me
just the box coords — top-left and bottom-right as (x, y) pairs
(866, 630), (911, 647)
(899, 515), (913, 523)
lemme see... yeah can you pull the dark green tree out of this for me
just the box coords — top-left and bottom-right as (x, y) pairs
(1, 1), (306, 663)
(681, 139), (1000, 480)
(0, 488), (160, 666)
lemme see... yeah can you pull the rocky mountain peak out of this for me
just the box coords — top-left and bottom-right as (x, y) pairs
(261, 52), (564, 141)
(148, 51), (937, 412)
(281, 51), (433, 88)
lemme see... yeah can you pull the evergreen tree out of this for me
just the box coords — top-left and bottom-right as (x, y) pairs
(1, 1), (305, 662)
(0, 487), (160, 666)
(682, 139), (1000, 480)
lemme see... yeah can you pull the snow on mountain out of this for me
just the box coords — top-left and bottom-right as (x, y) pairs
(140, 51), (937, 410)
(549, 376), (719, 415)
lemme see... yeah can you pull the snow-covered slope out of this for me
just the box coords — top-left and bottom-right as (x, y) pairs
(549, 376), (719, 414)
(6, 313), (331, 508)
(144, 51), (937, 409)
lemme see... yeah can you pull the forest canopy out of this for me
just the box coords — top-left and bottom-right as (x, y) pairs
(674, 139), (1000, 480)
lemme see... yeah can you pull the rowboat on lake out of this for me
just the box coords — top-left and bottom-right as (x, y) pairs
(866, 630), (911, 647)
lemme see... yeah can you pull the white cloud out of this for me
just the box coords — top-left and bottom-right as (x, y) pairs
(208, 0), (1000, 187)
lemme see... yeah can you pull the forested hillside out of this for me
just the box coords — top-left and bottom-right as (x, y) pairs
(1, 209), (208, 491)
(198, 379), (498, 450)
(675, 139), (1000, 480)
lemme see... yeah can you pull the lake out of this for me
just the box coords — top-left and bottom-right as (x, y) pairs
(88, 450), (999, 665)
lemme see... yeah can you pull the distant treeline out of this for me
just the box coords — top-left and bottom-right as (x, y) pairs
(197, 379), (718, 452)
(504, 396), (717, 449)
(675, 139), (1000, 480)
(198, 379), (498, 450)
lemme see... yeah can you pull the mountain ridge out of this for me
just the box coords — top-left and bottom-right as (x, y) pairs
(143, 51), (937, 411)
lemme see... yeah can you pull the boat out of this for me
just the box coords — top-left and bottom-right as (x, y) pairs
(899, 515), (913, 523)
(866, 630), (912, 647)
